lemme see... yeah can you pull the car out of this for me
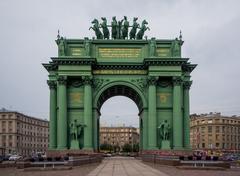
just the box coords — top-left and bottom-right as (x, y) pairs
(9, 155), (22, 161)
(3, 154), (11, 161)
(103, 153), (112, 157)
(0, 156), (3, 162)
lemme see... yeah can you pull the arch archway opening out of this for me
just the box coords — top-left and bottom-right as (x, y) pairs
(96, 85), (143, 153)
(97, 85), (143, 112)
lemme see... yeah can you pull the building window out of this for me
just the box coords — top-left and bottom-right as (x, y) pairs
(208, 126), (212, 133)
(202, 143), (205, 148)
(222, 126), (225, 132)
(207, 120), (212, 124)
(216, 143), (219, 148)
(216, 126), (220, 133)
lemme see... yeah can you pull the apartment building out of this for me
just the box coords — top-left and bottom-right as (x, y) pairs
(0, 109), (49, 156)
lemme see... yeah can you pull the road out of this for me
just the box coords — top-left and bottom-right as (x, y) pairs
(87, 157), (169, 176)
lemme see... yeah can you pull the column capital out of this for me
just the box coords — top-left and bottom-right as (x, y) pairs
(58, 76), (67, 85)
(183, 81), (192, 90)
(47, 80), (56, 89)
(83, 76), (93, 85)
(172, 77), (182, 86)
(147, 76), (158, 86)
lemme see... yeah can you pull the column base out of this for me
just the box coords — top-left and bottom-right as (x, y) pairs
(173, 146), (184, 150)
(48, 146), (57, 150)
(57, 146), (67, 150)
(82, 147), (94, 151)
(147, 146), (159, 150)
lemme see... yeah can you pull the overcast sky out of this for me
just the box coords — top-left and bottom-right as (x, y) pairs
(0, 0), (240, 127)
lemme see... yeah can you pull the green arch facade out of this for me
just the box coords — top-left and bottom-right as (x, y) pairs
(43, 36), (196, 152)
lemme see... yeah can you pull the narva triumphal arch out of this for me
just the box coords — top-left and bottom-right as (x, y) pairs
(43, 17), (196, 153)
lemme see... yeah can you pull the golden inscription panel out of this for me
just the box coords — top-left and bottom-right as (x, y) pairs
(157, 93), (171, 103)
(93, 70), (147, 75)
(156, 48), (170, 57)
(98, 48), (141, 58)
(69, 92), (82, 103)
(70, 48), (84, 56)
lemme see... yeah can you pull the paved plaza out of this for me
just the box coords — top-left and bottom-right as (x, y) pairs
(1, 157), (240, 176)
(87, 157), (168, 176)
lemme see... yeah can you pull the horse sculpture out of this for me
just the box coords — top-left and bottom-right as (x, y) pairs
(101, 17), (110, 39)
(136, 20), (150, 40)
(129, 17), (139, 39)
(89, 19), (103, 39)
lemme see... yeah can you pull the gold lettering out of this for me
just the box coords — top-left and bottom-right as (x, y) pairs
(93, 70), (147, 75)
(69, 92), (82, 103)
(71, 48), (84, 56)
(98, 48), (141, 58)
(157, 93), (171, 103)
(156, 48), (170, 57)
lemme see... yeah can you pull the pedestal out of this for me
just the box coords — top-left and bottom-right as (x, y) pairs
(70, 140), (80, 149)
(161, 140), (170, 149)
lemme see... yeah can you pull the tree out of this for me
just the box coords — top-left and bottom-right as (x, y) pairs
(133, 143), (139, 152)
(113, 145), (120, 153)
(100, 143), (113, 152)
(122, 143), (132, 153)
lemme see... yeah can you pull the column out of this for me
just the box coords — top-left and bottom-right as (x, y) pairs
(57, 76), (67, 149)
(173, 77), (183, 149)
(147, 76), (158, 149)
(47, 80), (57, 149)
(183, 81), (192, 149)
(83, 76), (93, 150)
(142, 109), (148, 150)
(93, 108), (99, 151)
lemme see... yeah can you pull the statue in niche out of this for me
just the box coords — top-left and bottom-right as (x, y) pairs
(149, 37), (157, 57)
(56, 36), (66, 56)
(89, 19), (103, 39)
(136, 20), (150, 40)
(100, 17), (110, 39)
(158, 120), (170, 140)
(111, 16), (118, 39)
(172, 38), (180, 57)
(121, 16), (129, 39)
(69, 119), (85, 149)
(129, 17), (139, 39)
(84, 37), (90, 56)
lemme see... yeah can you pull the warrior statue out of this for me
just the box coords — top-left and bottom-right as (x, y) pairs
(89, 19), (103, 39)
(158, 120), (170, 140)
(172, 38), (180, 57)
(121, 16), (129, 39)
(117, 18), (124, 39)
(149, 37), (157, 57)
(84, 37), (90, 56)
(56, 36), (66, 56)
(136, 20), (150, 40)
(101, 17), (110, 39)
(69, 119), (85, 141)
(111, 16), (118, 39)
(129, 17), (139, 39)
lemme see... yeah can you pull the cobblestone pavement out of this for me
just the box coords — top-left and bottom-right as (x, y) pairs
(87, 157), (169, 176)
(1, 157), (240, 176)
(145, 162), (240, 176)
(0, 163), (99, 176)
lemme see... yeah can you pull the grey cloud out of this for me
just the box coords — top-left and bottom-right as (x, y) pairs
(0, 0), (240, 127)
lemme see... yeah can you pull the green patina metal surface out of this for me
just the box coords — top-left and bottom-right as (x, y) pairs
(43, 19), (196, 151)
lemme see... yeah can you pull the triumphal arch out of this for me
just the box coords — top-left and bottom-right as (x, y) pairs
(43, 17), (196, 153)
